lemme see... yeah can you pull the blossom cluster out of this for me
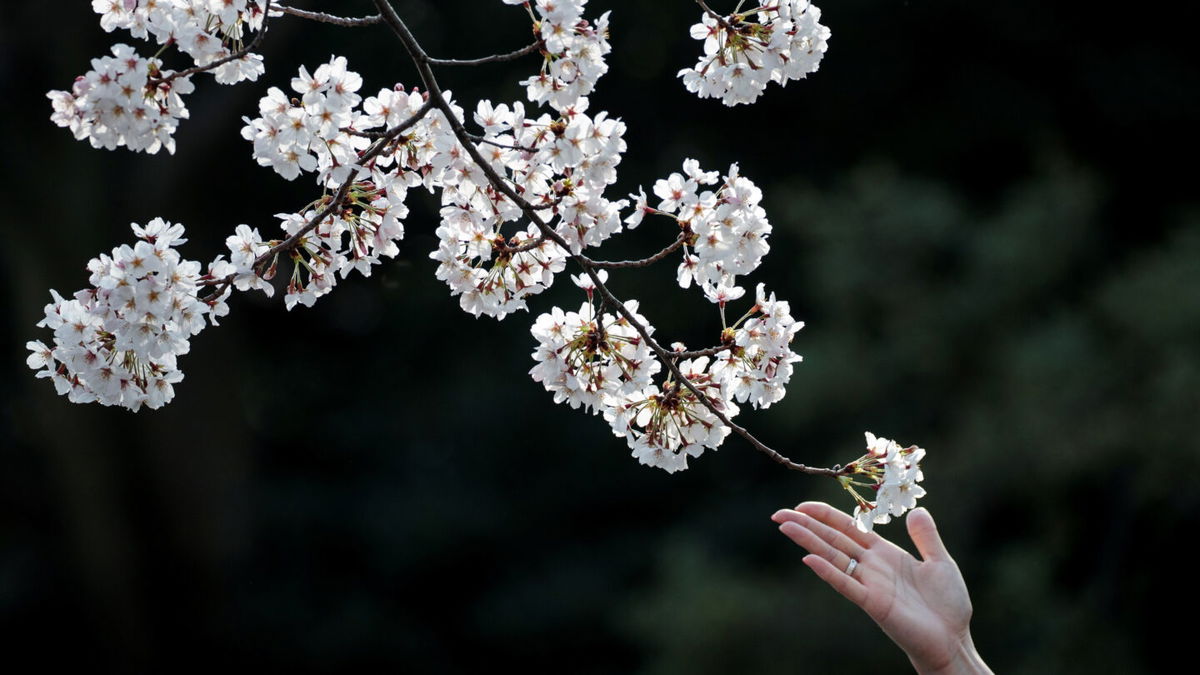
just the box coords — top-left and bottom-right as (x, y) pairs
(427, 0), (626, 318)
(48, 1), (267, 154)
(632, 159), (772, 305)
(680, 0), (830, 106)
(433, 220), (570, 319)
(92, 0), (267, 84)
(713, 283), (804, 409)
(529, 292), (660, 413)
(25, 219), (230, 411)
(241, 56), (371, 183)
(242, 57), (470, 308)
(605, 356), (737, 473)
(236, 19), (619, 320)
(528, 279), (801, 473)
(507, 0), (613, 112)
(47, 44), (194, 154)
(217, 179), (413, 311)
(433, 97), (629, 318)
(528, 295), (734, 474)
(271, 178), (412, 310)
(838, 432), (928, 532)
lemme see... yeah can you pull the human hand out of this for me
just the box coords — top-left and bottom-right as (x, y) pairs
(772, 502), (991, 674)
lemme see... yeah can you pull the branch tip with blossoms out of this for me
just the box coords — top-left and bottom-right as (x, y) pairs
(148, 0), (275, 88)
(51, 0), (276, 154)
(681, 0), (830, 106)
(839, 433), (928, 532)
(33, 0), (928, 525)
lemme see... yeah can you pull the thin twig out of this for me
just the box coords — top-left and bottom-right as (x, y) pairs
(674, 344), (733, 360)
(587, 232), (688, 269)
(373, 0), (843, 476)
(275, 4), (381, 27)
(197, 273), (235, 304)
(595, 294), (612, 343)
(428, 41), (542, 67)
(467, 133), (539, 154)
(694, 0), (736, 30)
(149, 0), (274, 87)
(497, 235), (547, 255)
(254, 180), (355, 272)
(530, 193), (566, 211)
(342, 127), (391, 139)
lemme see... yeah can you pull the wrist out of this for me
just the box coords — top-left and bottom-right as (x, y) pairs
(910, 632), (991, 675)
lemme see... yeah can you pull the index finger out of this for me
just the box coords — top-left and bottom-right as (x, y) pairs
(792, 501), (879, 549)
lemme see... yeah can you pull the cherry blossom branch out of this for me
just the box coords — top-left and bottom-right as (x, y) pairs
(197, 98), (434, 303)
(587, 232), (688, 269)
(251, 98), (435, 267)
(585, 268), (845, 475)
(427, 41), (543, 67)
(149, 0), (274, 87)
(274, 4), (382, 27)
(38, 2), (918, 523)
(373, 0), (844, 477)
(256, 181), (354, 271)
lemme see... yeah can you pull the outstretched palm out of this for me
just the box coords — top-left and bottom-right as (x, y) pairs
(772, 503), (984, 674)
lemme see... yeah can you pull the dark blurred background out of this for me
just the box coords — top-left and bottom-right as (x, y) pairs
(2, 1), (1197, 672)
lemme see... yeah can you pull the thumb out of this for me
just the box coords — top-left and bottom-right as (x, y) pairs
(906, 507), (951, 563)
